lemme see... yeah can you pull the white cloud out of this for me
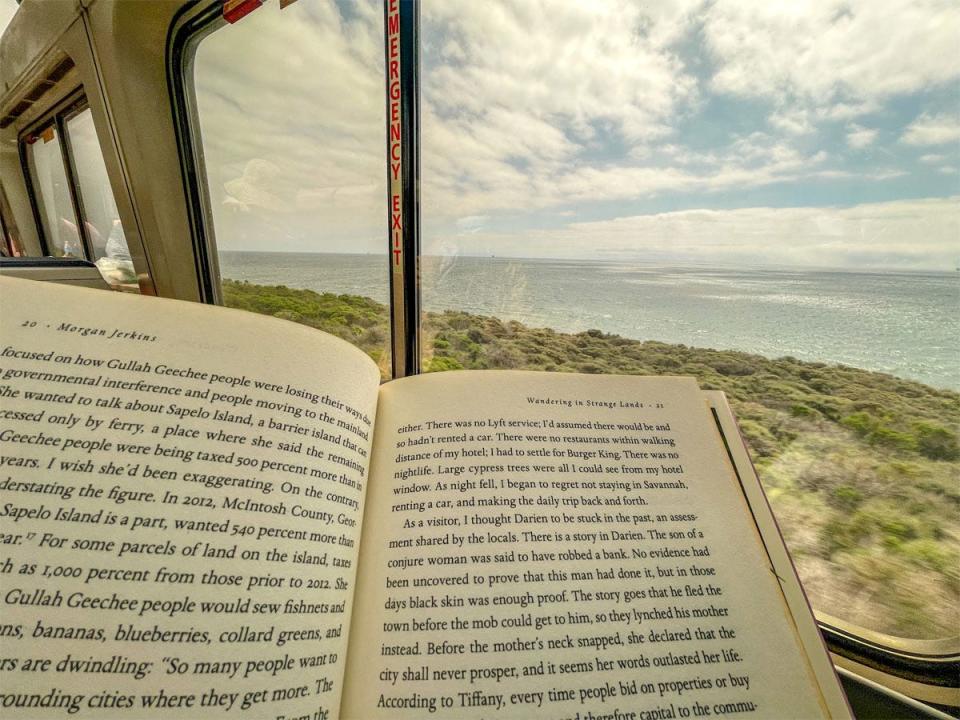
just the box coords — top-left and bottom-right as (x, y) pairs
(194, 0), (386, 252)
(420, 0), (958, 223)
(703, 1), (960, 110)
(846, 124), (878, 149)
(901, 113), (960, 146)
(816, 101), (879, 121)
(421, 0), (708, 220)
(770, 109), (814, 135)
(426, 197), (960, 271)
(920, 154), (947, 165)
(423, 1), (699, 143)
(455, 215), (490, 233)
(423, 142), (839, 220)
(865, 169), (907, 181)
(186, 0), (957, 262)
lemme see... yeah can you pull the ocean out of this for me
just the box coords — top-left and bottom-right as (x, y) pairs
(219, 252), (960, 391)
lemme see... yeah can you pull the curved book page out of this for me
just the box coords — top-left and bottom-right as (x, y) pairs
(0, 276), (380, 719)
(343, 370), (848, 719)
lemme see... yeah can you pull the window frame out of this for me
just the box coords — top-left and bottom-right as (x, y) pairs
(0, 187), (19, 257)
(166, 0), (226, 306)
(169, 0), (419, 374)
(19, 90), (97, 260)
(166, 0), (959, 695)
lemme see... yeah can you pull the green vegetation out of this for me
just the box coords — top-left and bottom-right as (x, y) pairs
(224, 280), (959, 638)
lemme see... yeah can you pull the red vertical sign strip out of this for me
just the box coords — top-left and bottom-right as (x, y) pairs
(387, 0), (402, 268)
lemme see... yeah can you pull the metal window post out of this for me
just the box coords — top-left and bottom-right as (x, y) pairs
(385, 0), (420, 378)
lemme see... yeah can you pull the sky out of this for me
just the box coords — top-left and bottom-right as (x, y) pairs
(195, 0), (960, 270)
(0, 0), (15, 35)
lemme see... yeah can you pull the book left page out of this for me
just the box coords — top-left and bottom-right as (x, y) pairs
(0, 277), (381, 719)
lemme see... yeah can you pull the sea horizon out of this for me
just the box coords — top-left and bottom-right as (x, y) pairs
(220, 251), (960, 391)
(218, 249), (958, 276)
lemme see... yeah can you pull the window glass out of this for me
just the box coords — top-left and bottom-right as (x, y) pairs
(0, 0), (17, 36)
(65, 108), (138, 291)
(26, 124), (83, 258)
(0, 197), (20, 257)
(192, 0), (390, 377)
(420, 1), (959, 640)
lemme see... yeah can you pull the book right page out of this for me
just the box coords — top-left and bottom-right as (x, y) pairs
(344, 371), (846, 719)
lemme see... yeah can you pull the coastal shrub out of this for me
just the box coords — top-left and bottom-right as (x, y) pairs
(273, 310), (303, 324)
(737, 420), (779, 458)
(467, 328), (488, 344)
(871, 426), (918, 453)
(486, 346), (525, 369)
(830, 486), (863, 511)
(819, 514), (872, 556)
(462, 341), (484, 364)
(880, 519), (918, 549)
(912, 422), (960, 461)
(446, 313), (473, 330)
(486, 320), (508, 338)
(361, 327), (385, 346)
(840, 412), (915, 452)
(525, 353), (553, 368)
(655, 356), (682, 370)
(899, 540), (959, 582)
(790, 404), (819, 419)
(850, 401), (885, 414)
(426, 356), (463, 372)
(577, 363), (605, 374)
(713, 359), (756, 376)
(807, 378), (836, 394)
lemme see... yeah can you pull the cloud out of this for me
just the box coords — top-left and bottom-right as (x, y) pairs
(425, 197), (959, 271)
(187, 0), (956, 265)
(419, 0), (959, 224)
(816, 101), (879, 121)
(421, 0), (707, 218)
(424, 0), (701, 141)
(901, 113), (960, 146)
(770, 109), (814, 136)
(223, 159), (291, 212)
(846, 124), (878, 149)
(703, 0), (960, 109)
(865, 169), (907, 181)
(455, 215), (490, 233)
(423, 144), (838, 220)
(194, 0), (386, 251)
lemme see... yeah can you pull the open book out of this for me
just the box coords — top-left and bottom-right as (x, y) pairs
(0, 276), (850, 719)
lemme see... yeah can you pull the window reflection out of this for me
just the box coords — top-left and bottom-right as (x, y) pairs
(26, 124), (82, 258)
(65, 108), (137, 291)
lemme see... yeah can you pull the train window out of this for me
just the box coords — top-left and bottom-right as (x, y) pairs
(186, 0), (390, 377)
(20, 98), (140, 292)
(64, 107), (137, 290)
(0, 186), (23, 257)
(23, 122), (83, 258)
(418, 0), (959, 647)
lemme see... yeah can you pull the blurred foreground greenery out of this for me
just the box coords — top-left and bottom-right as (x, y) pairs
(224, 280), (959, 639)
